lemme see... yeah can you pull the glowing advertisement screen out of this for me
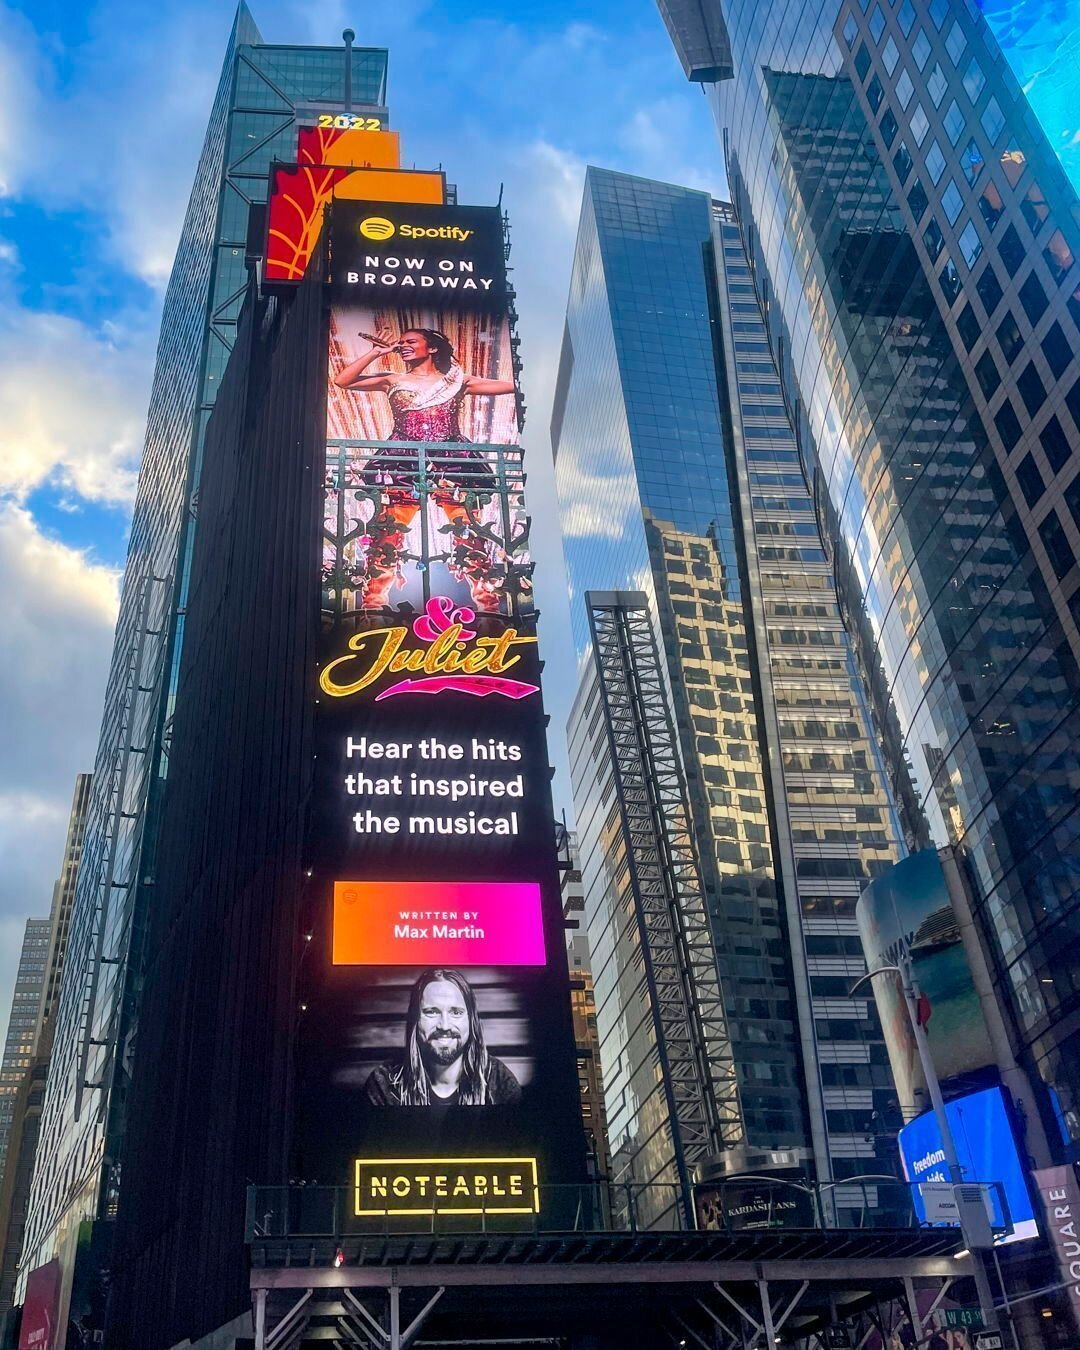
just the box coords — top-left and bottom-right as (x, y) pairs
(293, 197), (587, 1219)
(976, 0), (1080, 196)
(898, 1086), (1038, 1245)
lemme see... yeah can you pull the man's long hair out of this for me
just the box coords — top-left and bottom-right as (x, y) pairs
(390, 968), (490, 1105)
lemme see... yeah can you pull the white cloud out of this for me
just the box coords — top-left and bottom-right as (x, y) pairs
(0, 310), (149, 506)
(0, 505), (118, 1048)
(0, 10), (43, 201)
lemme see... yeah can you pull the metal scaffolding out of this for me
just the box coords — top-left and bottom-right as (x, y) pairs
(585, 591), (743, 1205)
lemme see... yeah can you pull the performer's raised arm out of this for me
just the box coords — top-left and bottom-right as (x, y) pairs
(334, 325), (398, 390)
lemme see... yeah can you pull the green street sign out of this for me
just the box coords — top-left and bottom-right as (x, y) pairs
(944, 1307), (984, 1328)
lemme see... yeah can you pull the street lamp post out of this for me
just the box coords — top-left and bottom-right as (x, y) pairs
(850, 957), (1000, 1331)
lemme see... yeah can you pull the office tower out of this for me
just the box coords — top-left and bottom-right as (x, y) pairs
(0, 924), (49, 1180)
(0, 774), (92, 1326)
(659, 0), (1080, 1170)
(0, 1057), (47, 1331)
(33, 774), (92, 1050)
(17, 2), (389, 1326)
(556, 168), (906, 1221)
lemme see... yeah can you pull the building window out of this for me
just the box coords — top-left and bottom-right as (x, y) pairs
(962, 138), (984, 184)
(928, 63), (948, 106)
(870, 5), (886, 40)
(945, 20), (966, 63)
(996, 310), (1023, 363)
(898, 0), (916, 33)
(1017, 362), (1047, 417)
(894, 140), (914, 182)
(994, 398), (1022, 452)
(926, 140), (946, 183)
(944, 100), (966, 145)
(974, 264), (1003, 320)
(1042, 323), (1074, 379)
(960, 220), (983, 267)
(1067, 375), (1080, 433)
(982, 97), (1005, 145)
(963, 57), (985, 102)
(911, 104), (930, 144)
(1015, 452), (1045, 507)
(908, 176), (929, 219)
(998, 224), (1025, 277)
(880, 107), (899, 147)
(843, 13), (858, 47)
(913, 29), (931, 69)
(897, 69), (915, 109)
(1000, 140), (1026, 188)
(867, 75), (883, 112)
(1022, 182), (1050, 235)
(975, 349), (1001, 398)
(855, 43), (871, 80)
(924, 217), (944, 260)
(1067, 475), (1080, 534)
(930, 0), (948, 27)
(1041, 415), (1073, 472)
(978, 180), (1004, 229)
(940, 256), (962, 304)
(1019, 272), (1049, 325)
(1044, 230), (1075, 283)
(956, 302), (980, 351)
(942, 180), (963, 224)
(1039, 510), (1075, 581)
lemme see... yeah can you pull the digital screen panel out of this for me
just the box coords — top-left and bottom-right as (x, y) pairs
(333, 880), (546, 966)
(355, 1157), (539, 1216)
(857, 849), (989, 1109)
(898, 1086), (1038, 1244)
(977, 0), (1080, 196)
(294, 198), (586, 1218)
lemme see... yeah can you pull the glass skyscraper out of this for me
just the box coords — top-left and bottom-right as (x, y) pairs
(556, 168), (905, 1217)
(17, 2), (387, 1315)
(660, 0), (1080, 1164)
(0, 924), (50, 1182)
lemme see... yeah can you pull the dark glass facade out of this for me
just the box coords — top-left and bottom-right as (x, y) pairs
(661, 0), (1080, 1160)
(18, 2), (388, 1314)
(106, 254), (326, 1348)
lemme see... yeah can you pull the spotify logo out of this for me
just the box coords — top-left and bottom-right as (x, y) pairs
(359, 216), (396, 241)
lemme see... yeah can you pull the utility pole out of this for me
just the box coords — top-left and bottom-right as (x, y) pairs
(851, 958), (1000, 1331)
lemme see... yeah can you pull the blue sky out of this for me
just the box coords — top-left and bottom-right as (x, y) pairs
(0, 0), (724, 1042)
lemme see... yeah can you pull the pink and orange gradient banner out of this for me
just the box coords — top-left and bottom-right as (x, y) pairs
(333, 880), (546, 967)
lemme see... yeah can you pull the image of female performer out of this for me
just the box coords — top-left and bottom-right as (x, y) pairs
(333, 327), (516, 611)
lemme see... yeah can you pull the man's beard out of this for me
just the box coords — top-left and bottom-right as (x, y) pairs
(422, 1032), (465, 1067)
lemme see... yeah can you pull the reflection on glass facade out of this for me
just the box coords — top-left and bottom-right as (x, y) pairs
(713, 207), (908, 1205)
(662, 0), (1080, 1163)
(18, 6), (389, 1297)
(556, 169), (905, 1213)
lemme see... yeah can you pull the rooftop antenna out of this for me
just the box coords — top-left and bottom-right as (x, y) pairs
(343, 28), (355, 111)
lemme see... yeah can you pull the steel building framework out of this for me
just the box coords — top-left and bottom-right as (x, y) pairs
(586, 591), (743, 1207)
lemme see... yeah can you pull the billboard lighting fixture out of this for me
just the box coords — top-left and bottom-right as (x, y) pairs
(334, 1247), (345, 1268)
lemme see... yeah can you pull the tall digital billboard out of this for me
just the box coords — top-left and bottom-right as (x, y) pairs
(293, 197), (587, 1220)
(857, 849), (989, 1109)
(976, 0), (1080, 197)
